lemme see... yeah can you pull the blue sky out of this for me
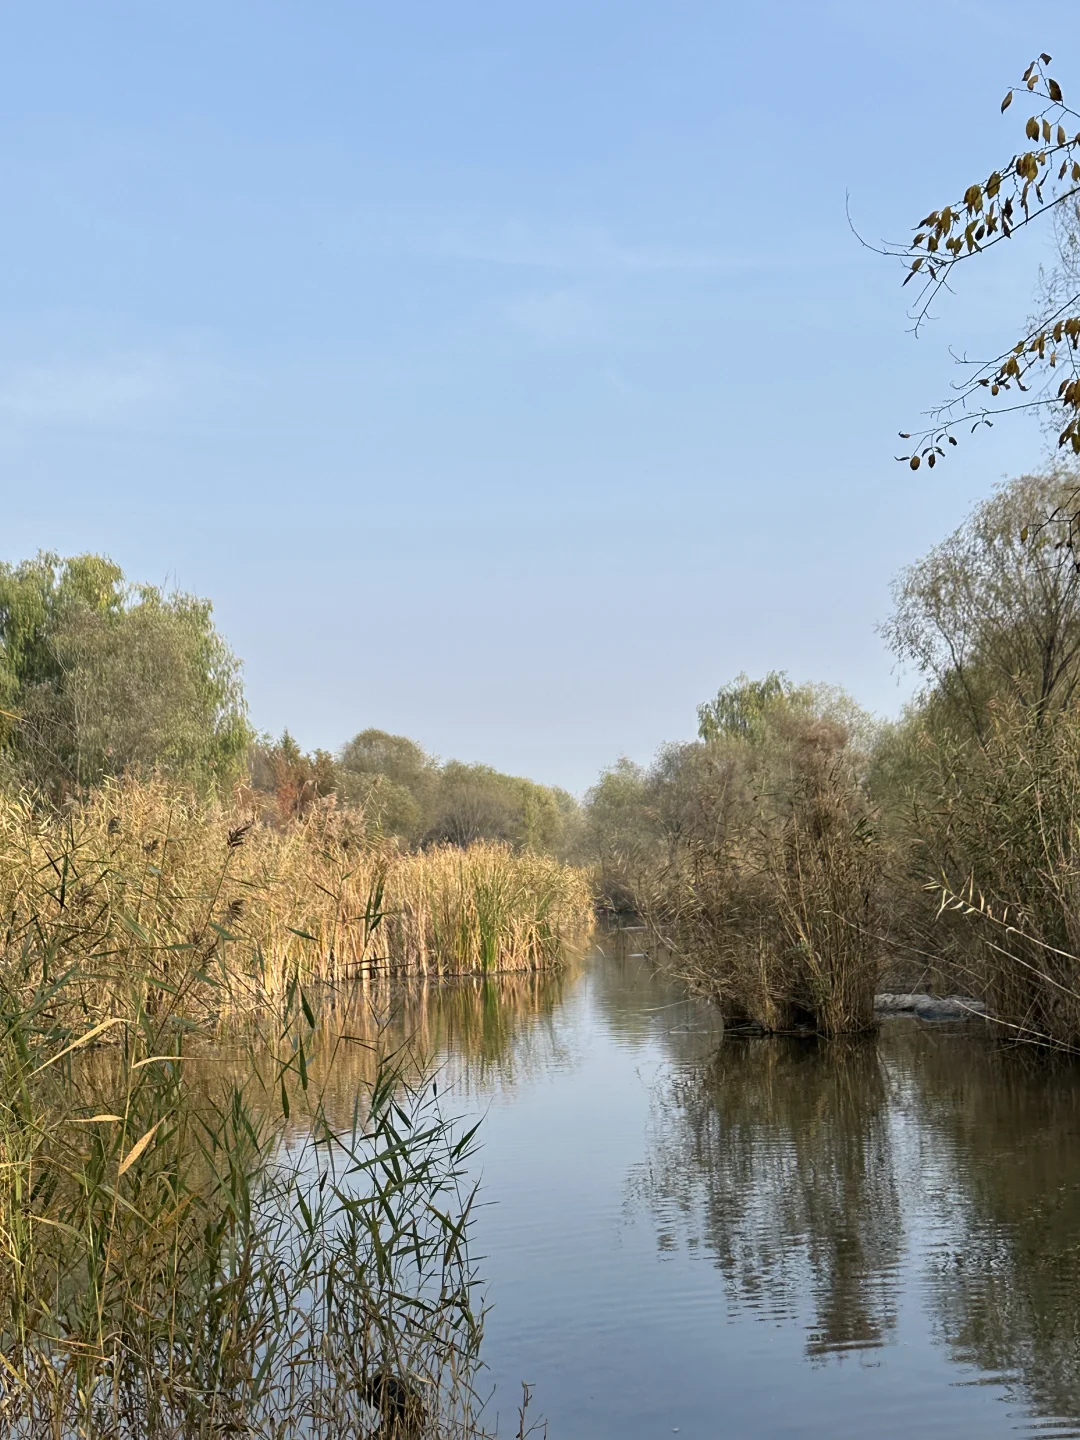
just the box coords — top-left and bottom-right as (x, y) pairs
(0, 2), (1068, 792)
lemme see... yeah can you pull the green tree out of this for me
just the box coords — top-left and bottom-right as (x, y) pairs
(697, 672), (793, 743)
(0, 552), (250, 795)
(334, 730), (582, 853)
(337, 729), (438, 842)
(881, 470), (1080, 741)
(338, 729), (436, 794)
(427, 762), (560, 851)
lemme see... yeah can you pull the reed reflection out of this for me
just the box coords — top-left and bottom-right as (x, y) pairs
(296, 964), (577, 1125)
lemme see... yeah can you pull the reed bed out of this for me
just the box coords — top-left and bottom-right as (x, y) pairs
(0, 779), (593, 1027)
(0, 780), (586, 1433)
(0, 882), (486, 1439)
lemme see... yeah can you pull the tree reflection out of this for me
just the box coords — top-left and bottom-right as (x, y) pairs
(635, 1036), (903, 1359)
(908, 1028), (1080, 1427)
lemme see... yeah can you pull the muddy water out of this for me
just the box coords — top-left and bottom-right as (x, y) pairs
(365, 942), (1080, 1439)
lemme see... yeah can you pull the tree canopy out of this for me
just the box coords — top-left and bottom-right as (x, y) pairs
(882, 471), (1080, 738)
(0, 552), (251, 794)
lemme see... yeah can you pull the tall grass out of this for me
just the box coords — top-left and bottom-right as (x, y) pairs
(0, 775), (591, 1435)
(0, 884), (485, 1438)
(0, 779), (593, 1027)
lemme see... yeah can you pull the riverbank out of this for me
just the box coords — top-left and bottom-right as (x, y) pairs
(0, 778), (594, 1028)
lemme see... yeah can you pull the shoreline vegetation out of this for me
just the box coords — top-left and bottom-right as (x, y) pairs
(10, 466), (1080, 1432)
(586, 471), (1080, 1052)
(0, 795), (493, 1438)
(0, 555), (589, 1436)
(0, 779), (593, 1029)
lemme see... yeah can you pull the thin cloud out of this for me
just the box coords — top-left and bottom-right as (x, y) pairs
(415, 220), (756, 276)
(505, 288), (601, 343)
(0, 356), (173, 425)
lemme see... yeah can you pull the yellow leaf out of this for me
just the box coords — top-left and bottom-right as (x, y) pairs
(30, 1017), (125, 1076)
(71, 1114), (124, 1124)
(118, 1119), (166, 1177)
(1001, 91), (1013, 112)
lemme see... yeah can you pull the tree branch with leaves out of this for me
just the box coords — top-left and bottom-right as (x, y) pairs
(878, 54), (1080, 471)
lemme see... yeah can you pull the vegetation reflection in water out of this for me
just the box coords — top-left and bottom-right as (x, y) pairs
(635, 1035), (903, 1359)
(260, 944), (1080, 1439)
(622, 980), (1080, 1432)
(907, 1029), (1080, 1427)
(279, 962), (580, 1118)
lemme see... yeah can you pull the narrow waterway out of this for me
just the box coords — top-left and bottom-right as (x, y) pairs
(407, 938), (1080, 1440)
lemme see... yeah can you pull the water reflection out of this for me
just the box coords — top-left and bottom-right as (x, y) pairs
(905, 1028), (1080, 1431)
(635, 1036), (903, 1358)
(203, 947), (1080, 1438)
(306, 964), (575, 1118)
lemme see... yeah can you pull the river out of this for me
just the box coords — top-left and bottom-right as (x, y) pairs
(386, 935), (1080, 1440)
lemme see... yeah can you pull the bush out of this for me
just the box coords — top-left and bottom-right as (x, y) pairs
(589, 680), (883, 1035)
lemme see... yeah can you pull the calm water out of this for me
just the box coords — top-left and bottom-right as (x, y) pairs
(377, 941), (1080, 1440)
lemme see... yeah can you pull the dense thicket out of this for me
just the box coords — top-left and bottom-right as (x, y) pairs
(587, 469), (1080, 1046)
(587, 677), (881, 1034)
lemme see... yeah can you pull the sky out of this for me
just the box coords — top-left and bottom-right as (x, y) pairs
(0, 1), (1071, 793)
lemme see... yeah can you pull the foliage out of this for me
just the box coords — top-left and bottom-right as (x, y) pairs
(907, 702), (1080, 1047)
(0, 847), (484, 1439)
(427, 761), (571, 854)
(588, 682), (882, 1034)
(881, 471), (1080, 740)
(0, 553), (250, 796)
(340, 728), (439, 796)
(697, 671), (792, 743)
(249, 729), (339, 822)
(699, 673), (880, 753)
(883, 54), (1080, 471)
(585, 758), (651, 911)
(648, 716), (881, 1035)
(337, 730), (439, 842)
(331, 730), (584, 858)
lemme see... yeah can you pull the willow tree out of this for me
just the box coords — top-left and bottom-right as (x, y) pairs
(883, 470), (1080, 741)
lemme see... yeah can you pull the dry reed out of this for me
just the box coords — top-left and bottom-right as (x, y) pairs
(0, 860), (488, 1439)
(0, 778), (593, 1027)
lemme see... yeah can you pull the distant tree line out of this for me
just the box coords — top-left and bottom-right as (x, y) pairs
(0, 550), (584, 860)
(250, 726), (584, 858)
